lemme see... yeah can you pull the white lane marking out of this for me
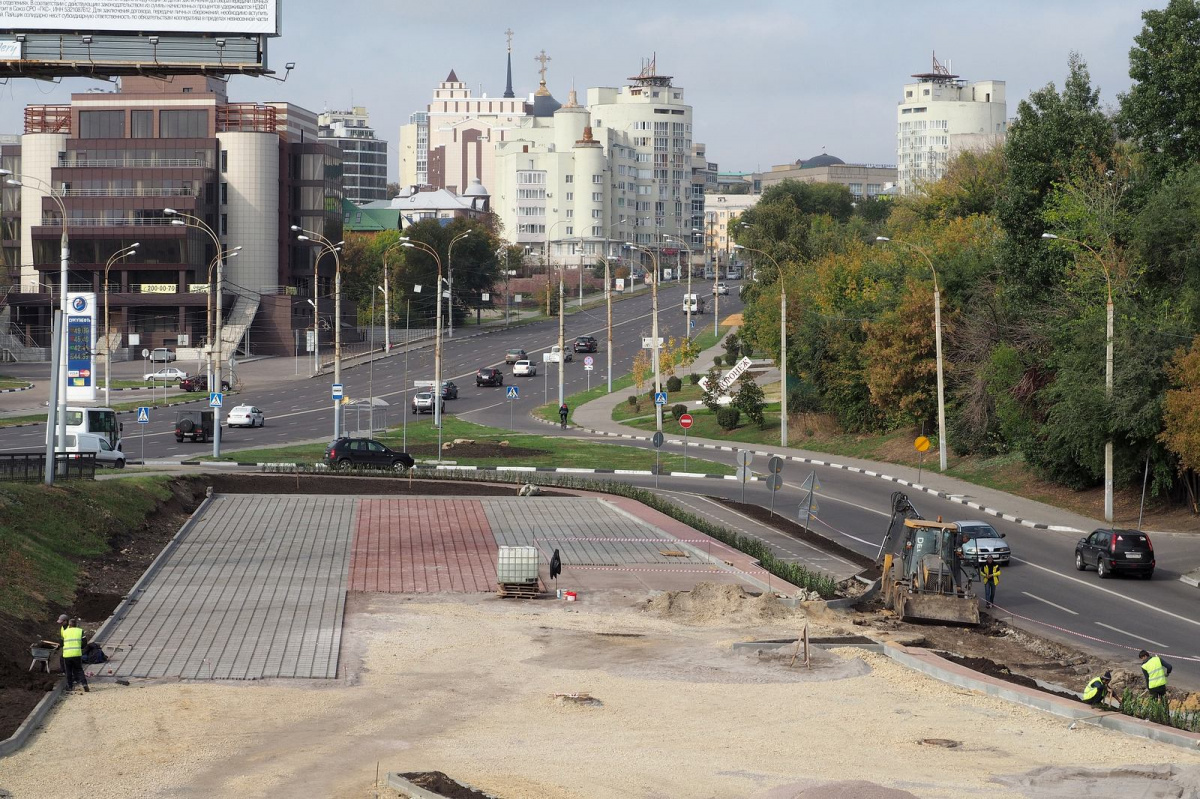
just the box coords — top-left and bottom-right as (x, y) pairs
(1021, 592), (1078, 615)
(1012, 556), (1200, 629)
(1095, 622), (1171, 649)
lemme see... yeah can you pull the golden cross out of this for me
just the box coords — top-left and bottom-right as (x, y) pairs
(505, 28), (514, 53)
(534, 49), (551, 83)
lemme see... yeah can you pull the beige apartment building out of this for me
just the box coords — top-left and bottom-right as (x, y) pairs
(703, 193), (759, 269)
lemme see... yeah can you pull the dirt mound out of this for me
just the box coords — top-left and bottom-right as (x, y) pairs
(645, 582), (799, 625)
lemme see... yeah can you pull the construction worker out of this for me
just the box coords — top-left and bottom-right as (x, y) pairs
(1082, 671), (1114, 707)
(60, 617), (89, 693)
(1139, 650), (1172, 703)
(979, 555), (1000, 608)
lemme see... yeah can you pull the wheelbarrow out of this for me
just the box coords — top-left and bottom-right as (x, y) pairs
(29, 641), (59, 673)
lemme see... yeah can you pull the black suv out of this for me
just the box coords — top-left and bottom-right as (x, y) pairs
(573, 336), (598, 353)
(323, 438), (415, 472)
(174, 410), (214, 443)
(179, 375), (231, 393)
(476, 367), (504, 387)
(1075, 528), (1155, 579)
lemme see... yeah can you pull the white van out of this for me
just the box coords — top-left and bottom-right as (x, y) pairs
(63, 432), (126, 468)
(682, 294), (707, 314)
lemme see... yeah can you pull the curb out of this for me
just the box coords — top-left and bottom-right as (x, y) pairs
(0, 382), (34, 393)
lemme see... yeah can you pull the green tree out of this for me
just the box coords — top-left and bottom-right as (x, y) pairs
(861, 278), (940, 425)
(733, 375), (767, 428)
(1120, 0), (1200, 180)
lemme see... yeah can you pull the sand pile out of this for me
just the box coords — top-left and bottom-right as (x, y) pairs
(644, 582), (799, 625)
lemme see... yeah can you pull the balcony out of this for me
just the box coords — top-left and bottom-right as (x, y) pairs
(57, 187), (196, 198)
(37, 217), (181, 228)
(217, 104), (278, 134)
(57, 156), (212, 169)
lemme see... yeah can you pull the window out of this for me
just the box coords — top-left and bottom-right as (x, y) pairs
(160, 109), (209, 138)
(591, 192), (602, 202)
(220, 150), (228, 172)
(220, 213), (228, 235)
(564, 174), (574, 184)
(565, 209), (573, 218)
(220, 183), (228, 204)
(79, 110), (125, 139)
(591, 209), (602, 219)
(131, 110), (153, 139)
(565, 192), (573, 201)
(565, 226), (573, 236)
(592, 174), (603, 184)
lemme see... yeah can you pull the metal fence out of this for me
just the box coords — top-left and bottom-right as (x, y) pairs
(0, 452), (96, 483)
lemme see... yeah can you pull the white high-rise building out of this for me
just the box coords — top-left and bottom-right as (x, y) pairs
(896, 54), (1006, 196)
(318, 106), (388, 204)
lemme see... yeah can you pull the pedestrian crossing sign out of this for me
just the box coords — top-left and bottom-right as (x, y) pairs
(506, 385), (519, 399)
(654, 391), (668, 405)
(209, 392), (223, 408)
(136, 407), (150, 424)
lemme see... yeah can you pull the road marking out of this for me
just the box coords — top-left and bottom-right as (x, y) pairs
(1013, 556), (1200, 629)
(1095, 622), (1171, 649)
(1021, 592), (1078, 615)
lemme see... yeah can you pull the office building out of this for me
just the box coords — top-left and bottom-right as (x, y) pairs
(759, 154), (896, 199)
(318, 106), (388, 204)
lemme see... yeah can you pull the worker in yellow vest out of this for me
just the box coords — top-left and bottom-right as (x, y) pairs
(979, 555), (1000, 608)
(60, 617), (89, 693)
(1082, 671), (1114, 707)
(1139, 649), (1172, 704)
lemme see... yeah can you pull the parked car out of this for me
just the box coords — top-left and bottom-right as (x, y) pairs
(713, 282), (729, 296)
(179, 375), (231, 393)
(226, 405), (265, 428)
(956, 521), (1011, 565)
(476, 367), (504, 387)
(174, 410), (214, 443)
(513, 359), (537, 377)
(1075, 528), (1155, 579)
(573, 336), (598, 353)
(505, 348), (527, 364)
(323, 437), (414, 472)
(411, 391), (445, 415)
(150, 347), (176, 363)
(144, 367), (188, 382)
(63, 432), (125, 468)
(549, 345), (573, 363)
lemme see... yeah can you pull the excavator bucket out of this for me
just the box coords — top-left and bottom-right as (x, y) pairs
(896, 593), (980, 626)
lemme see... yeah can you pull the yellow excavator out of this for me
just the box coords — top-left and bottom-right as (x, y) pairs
(875, 492), (980, 626)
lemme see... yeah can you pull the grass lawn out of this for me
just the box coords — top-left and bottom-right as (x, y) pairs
(0, 376), (31, 390)
(208, 416), (735, 475)
(625, 402), (789, 447)
(612, 382), (706, 422)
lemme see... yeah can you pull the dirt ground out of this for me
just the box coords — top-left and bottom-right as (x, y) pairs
(3, 587), (1200, 799)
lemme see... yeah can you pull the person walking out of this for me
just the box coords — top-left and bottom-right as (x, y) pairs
(979, 555), (1000, 608)
(1139, 649), (1172, 703)
(1082, 671), (1114, 707)
(60, 617), (89, 693)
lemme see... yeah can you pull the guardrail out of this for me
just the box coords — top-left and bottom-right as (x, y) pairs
(0, 452), (96, 482)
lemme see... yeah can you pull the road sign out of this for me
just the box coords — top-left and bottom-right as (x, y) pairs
(678, 413), (693, 429)
(506, 385), (519, 399)
(414, 380), (436, 388)
(735, 466), (751, 480)
(332, 382), (344, 400)
(652, 431), (665, 449)
(654, 391), (668, 405)
(141, 348), (149, 359)
(209, 392), (223, 408)
(641, 337), (665, 349)
(768, 455), (783, 474)
(736, 450), (754, 466)
(482, 292), (490, 302)
(584, 356), (594, 366)
(136, 407), (150, 424)
(690, 320), (695, 329)
(914, 435), (931, 452)
(584, 364), (593, 371)
(767, 474), (784, 492)
(799, 473), (821, 492)
(514, 294), (522, 303)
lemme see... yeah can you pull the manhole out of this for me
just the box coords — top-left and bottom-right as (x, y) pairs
(919, 738), (961, 748)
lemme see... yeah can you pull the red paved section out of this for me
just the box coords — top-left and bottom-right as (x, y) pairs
(349, 499), (498, 593)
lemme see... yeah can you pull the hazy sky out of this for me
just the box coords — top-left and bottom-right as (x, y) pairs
(0, 0), (1153, 179)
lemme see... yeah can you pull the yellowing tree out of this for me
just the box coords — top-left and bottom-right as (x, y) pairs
(631, 349), (652, 394)
(1161, 335), (1200, 512)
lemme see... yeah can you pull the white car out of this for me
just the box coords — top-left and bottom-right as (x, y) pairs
(548, 345), (573, 363)
(144, 367), (188, 382)
(513, 359), (537, 376)
(226, 405), (265, 428)
(713, 282), (729, 296)
(411, 391), (444, 414)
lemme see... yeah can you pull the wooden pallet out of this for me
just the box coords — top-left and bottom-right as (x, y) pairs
(497, 581), (541, 599)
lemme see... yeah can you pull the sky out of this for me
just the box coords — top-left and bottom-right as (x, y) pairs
(0, 0), (1155, 180)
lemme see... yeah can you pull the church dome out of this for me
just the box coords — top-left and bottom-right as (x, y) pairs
(532, 91), (562, 118)
(463, 178), (489, 197)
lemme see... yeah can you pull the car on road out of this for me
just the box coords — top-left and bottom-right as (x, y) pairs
(145, 367), (188, 382)
(476, 367), (504, 387)
(513, 359), (537, 377)
(149, 347), (176, 363)
(549, 345), (573, 363)
(64, 432), (125, 469)
(956, 521), (1011, 565)
(174, 410), (214, 443)
(505, 348), (527, 364)
(1075, 528), (1155, 579)
(440, 381), (459, 400)
(573, 336), (598, 353)
(411, 391), (445, 414)
(323, 437), (414, 472)
(226, 405), (265, 428)
(713, 282), (729, 296)
(179, 375), (231, 393)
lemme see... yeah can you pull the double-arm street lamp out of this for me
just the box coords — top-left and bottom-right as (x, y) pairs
(1042, 232), (1116, 522)
(294, 226), (345, 439)
(733, 244), (787, 448)
(626, 242), (663, 432)
(400, 239), (448, 451)
(876, 237), (948, 474)
(165, 208), (230, 458)
(666, 233), (699, 340)
(3, 170), (69, 484)
(102, 242), (139, 407)
(446, 230), (470, 339)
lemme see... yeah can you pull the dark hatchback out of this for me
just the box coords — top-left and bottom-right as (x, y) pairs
(476, 367), (504, 387)
(323, 438), (415, 472)
(573, 335), (598, 353)
(1075, 528), (1155, 579)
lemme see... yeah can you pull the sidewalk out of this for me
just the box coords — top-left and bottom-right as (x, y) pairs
(570, 328), (1108, 535)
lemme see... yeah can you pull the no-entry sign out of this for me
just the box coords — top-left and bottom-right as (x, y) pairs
(678, 413), (694, 429)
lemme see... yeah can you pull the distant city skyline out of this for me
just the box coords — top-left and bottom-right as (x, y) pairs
(0, 0), (1149, 179)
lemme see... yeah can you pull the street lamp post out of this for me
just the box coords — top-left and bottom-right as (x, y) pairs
(734, 244), (787, 447)
(876, 237), (948, 474)
(102, 243), (139, 407)
(627, 242), (662, 432)
(202, 248), (240, 389)
(402, 240), (447, 453)
(294, 226), (345, 439)
(1043, 232), (1115, 522)
(667, 236), (696, 340)
(446, 230), (470, 339)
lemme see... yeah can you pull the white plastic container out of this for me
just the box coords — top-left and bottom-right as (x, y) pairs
(497, 545), (539, 583)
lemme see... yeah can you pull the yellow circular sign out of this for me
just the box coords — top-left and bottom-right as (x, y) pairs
(914, 436), (931, 453)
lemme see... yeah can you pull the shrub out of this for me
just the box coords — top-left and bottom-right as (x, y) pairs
(723, 332), (741, 363)
(734, 376), (767, 428)
(626, 395), (639, 408)
(688, 373), (701, 385)
(671, 403), (688, 420)
(701, 367), (723, 413)
(713, 355), (724, 368)
(716, 406), (741, 430)
(666, 375), (682, 392)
